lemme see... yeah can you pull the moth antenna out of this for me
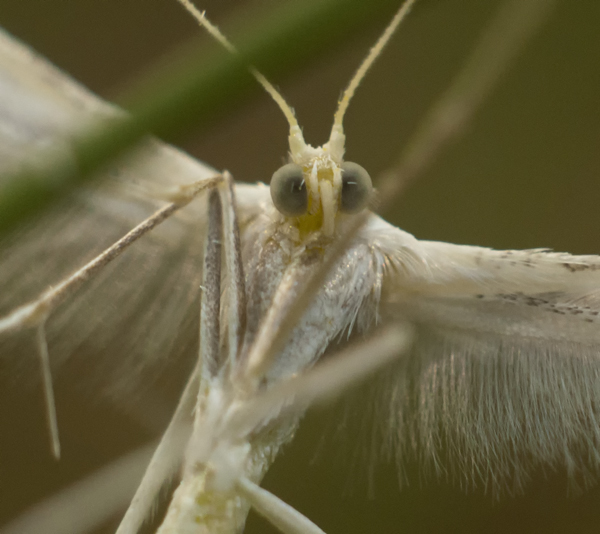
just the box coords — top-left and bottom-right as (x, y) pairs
(330, 0), (417, 143)
(176, 0), (299, 130)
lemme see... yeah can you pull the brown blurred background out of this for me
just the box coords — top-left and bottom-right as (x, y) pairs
(1, 0), (600, 533)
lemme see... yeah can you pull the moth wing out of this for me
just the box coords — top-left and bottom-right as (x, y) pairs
(368, 217), (600, 490)
(0, 29), (268, 410)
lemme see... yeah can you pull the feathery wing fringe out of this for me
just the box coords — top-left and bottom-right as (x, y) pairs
(371, 217), (600, 491)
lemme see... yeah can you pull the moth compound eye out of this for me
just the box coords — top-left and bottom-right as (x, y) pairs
(340, 161), (372, 213)
(270, 163), (308, 217)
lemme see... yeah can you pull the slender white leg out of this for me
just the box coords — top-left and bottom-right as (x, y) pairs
(228, 324), (413, 440)
(0, 176), (219, 458)
(237, 476), (327, 534)
(0, 176), (221, 335)
(219, 172), (246, 368)
(157, 177), (254, 534)
(198, 187), (223, 381)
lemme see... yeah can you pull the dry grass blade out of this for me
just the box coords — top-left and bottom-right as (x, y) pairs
(2, 444), (155, 534)
(376, 0), (557, 206)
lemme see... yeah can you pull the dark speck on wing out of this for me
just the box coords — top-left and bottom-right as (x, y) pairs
(562, 262), (600, 273)
(473, 292), (600, 322)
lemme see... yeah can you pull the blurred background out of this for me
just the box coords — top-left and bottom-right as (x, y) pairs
(1, 0), (599, 533)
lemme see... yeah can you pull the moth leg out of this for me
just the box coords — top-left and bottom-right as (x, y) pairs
(198, 186), (223, 383)
(229, 324), (413, 443)
(0, 175), (221, 335)
(0, 175), (220, 458)
(136, 178), (241, 530)
(155, 173), (248, 533)
(228, 327), (412, 534)
(221, 327), (409, 534)
(198, 171), (246, 383)
(183, 172), (246, 472)
(236, 476), (326, 534)
(219, 171), (246, 368)
(242, 211), (370, 386)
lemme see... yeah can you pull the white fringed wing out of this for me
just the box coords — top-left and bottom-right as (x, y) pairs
(369, 215), (600, 490)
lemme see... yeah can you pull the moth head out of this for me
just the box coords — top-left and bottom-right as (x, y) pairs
(269, 124), (372, 238)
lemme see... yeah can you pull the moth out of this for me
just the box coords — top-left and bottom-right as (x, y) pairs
(1, 1), (600, 534)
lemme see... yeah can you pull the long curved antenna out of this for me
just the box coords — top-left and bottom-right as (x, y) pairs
(177, 0), (298, 130)
(331, 0), (417, 133)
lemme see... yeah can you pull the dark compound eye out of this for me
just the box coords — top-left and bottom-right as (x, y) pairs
(340, 161), (372, 213)
(270, 163), (308, 217)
